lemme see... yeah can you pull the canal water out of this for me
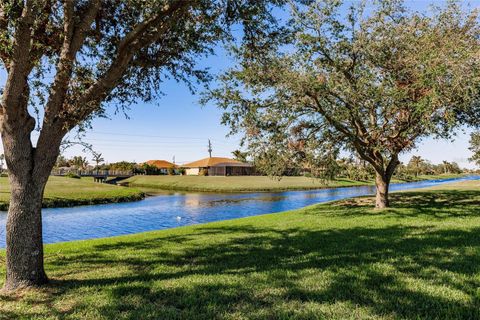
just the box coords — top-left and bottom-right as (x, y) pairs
(0, 176), (478, 247)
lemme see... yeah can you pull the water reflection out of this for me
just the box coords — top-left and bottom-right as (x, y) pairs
(0, 176), (478, 247)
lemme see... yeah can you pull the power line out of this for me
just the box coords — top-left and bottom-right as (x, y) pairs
(87, 130), (239, 143)
(81, 137), (236, 147)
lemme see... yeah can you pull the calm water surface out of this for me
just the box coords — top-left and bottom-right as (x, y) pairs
(0, 176), (478, 247)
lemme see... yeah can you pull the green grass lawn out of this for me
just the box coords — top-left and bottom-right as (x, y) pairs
(123, 174), (465, 192)
(411, 173), (468, 180)
(0, 176), (144, 210)
(1, 180), (479, 319)
(123, 175), (367, 192)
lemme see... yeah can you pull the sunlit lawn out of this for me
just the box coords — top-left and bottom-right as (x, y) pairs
(123, 174), (464, 192)
(0, 180), (479, 319)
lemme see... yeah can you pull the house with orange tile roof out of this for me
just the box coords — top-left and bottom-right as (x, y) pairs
(182, 157), (253, 176)
(144, 160), (177, 174)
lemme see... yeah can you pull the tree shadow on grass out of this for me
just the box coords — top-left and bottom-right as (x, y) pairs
(326, 189), (480, 219)
(2, 188), (480, 319)
(1, 223), (476, 319)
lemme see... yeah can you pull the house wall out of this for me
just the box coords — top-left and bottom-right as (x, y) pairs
(186, 168), (200, 175)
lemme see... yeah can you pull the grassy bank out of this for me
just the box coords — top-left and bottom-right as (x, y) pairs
(1, 180), (479, 319)
(123, 175), (367, 192)
(0, 176), (144, 210)
(407, 173), (468, 181)
(123, 174), (466, 193)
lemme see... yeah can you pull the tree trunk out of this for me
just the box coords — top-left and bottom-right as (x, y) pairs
(0, 114), (64, 291)
(1, 117), (62, 290)
(375, 172), (390, 209)
(3, 174), (48, 290)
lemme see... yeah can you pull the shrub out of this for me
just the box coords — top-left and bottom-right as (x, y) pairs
(395, 172), (414, 182)
(65, 172), (81, 179)
(110, 161), (136, 172)
(140, 163), (161, 175)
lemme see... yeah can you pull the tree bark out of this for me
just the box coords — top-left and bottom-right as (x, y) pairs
(3, 173), (48, 290)
(0, 108), (62, 290)
(373, 154), (399, 209)
(375, 172), (390, 209)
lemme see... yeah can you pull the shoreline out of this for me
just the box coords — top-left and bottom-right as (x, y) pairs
(0, 192), (145, 211)
(1, 180), (479, 318)
(0, 174), (468, 210)
(0, 177), (480, 248)
(123, 174), (468, 194)
(0, 176), (146, 211)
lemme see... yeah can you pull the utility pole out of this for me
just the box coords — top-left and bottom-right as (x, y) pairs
(173, 155), (176, 165)
(208, 139), (213, 158)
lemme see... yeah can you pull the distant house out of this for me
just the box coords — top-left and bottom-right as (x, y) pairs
(182, 157), (253, 176)
(145, 160), (177, 174)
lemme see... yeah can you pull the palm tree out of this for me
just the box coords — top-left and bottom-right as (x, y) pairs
(70, 156), (88, 170)
(232, 150), (248, 162)
(442, 160), (452, 174)
(92, 153), (105, 175)
(409, 156), (424, 177)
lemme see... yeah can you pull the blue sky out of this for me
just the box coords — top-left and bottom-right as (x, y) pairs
(0, 1), (479, 168)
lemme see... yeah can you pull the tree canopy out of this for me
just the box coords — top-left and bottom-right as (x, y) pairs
(0, 0), (284, 290)
(209, 0), (480, 208)
(469, 131), (480, 168)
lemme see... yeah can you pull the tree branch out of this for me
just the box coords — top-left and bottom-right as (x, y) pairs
(385, 153), (399, 180)
(0, 4), (10, 68)
(29, 0), (55, 63)
(65, 0), (193, 127)
(1, 1), (35, 124)
(42, 0), (100, 122)
(35, 0), (101, 181)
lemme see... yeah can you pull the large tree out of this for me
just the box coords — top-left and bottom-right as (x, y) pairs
(469, 131), (480, 168)
(209, 0), (480, 209)
(0, 0), (282, 290)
